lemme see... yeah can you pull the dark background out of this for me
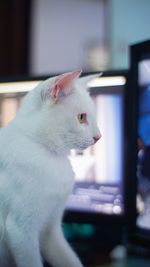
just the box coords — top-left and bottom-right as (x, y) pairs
(0, 0), (31, 76)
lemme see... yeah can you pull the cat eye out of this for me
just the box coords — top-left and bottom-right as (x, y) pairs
(78, 113), (87, 124)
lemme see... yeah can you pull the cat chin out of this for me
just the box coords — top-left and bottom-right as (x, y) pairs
(75, 143), (93, 150)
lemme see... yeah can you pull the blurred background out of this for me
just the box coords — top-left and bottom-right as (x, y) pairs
(0, 0), (150, 77)
(0, 2), (150, 263)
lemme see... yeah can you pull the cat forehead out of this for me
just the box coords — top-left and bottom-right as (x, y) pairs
(64, 87), (95, 113)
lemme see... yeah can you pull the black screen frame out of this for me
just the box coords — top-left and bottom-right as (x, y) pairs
(127, 40), (150, 250)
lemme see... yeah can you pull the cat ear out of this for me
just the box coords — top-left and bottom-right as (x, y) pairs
(49, 70), (82, 101)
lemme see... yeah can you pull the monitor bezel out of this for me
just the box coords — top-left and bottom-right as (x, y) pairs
(0, 70), (128, 224)
(127, 40), (150, 248)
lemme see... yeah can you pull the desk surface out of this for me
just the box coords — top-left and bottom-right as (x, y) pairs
(44, 256), (150, 267)
(88, 257), (150, 267)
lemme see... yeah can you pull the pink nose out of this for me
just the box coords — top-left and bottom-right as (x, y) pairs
(93, 135), (101, 144)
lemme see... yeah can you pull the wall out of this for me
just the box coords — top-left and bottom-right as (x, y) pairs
(108, 0), (150, 69)
(29, 0), (106, 75)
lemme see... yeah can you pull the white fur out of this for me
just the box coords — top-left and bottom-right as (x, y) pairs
(0, 73), (100, 267)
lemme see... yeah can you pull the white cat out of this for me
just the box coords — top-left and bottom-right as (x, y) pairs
(0, 70), (101, 267)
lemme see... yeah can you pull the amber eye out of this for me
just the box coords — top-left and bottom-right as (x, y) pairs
(78, 113), (87, 124)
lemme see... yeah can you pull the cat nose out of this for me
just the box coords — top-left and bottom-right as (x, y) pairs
(93, 134), (101, 144)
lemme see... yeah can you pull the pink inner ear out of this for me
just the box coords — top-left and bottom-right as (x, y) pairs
(51, 70), (82, 99)
(55, 70), (82, 90)
(52, 83), (60, 99)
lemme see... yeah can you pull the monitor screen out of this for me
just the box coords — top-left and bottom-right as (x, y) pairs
(0, 72), (126, 220)
(67, 85), (124, 216)
(136, 53), (150, 230)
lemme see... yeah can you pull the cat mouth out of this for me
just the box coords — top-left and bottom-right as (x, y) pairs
(76, 142), (93, 150)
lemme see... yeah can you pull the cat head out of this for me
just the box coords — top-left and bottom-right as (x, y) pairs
(17, 70), (101, 154)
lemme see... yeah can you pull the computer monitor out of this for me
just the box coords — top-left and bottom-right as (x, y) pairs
(127, 40), (150, 254)
(0, 71), (127, 224)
